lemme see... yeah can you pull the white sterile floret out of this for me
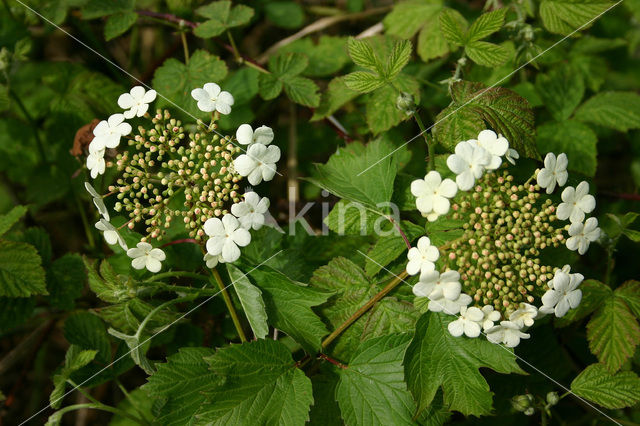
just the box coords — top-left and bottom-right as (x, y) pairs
(95, 219), (127, 250)
(447, 141), (492, 191)
(406, 236), (439, 276)
(505, 148), (519, 165)
(118, 86), (157, 119)
(191, 83), (234, 114)
(428, 293), (472, 315)
(231, 192), (270, 230)
(91, 113), (132, 151)
(509, 303), (538, 328)
(486, 321), (530, 348)
(413, 270), (462, 301)
(411, 171), (457, 220)
(448, 306), (484, 338)
(84, 182), (110, 220)
(566, 217), (600, 255)
(86, 145), (106, 179)
(468, 130), (509, 170)
(481, 305), (501, 330)
(233, 144), (281, 185)
(204, 253), (224, 268)
(204, 214), (251, 263)
(540, 271), (583, 317)
(547, 265), (571, 289)
(236, 124), (274, 146)
(537, 152), (568, 194)
(127, 242), (166, 273)
(556, 181), (596, 223)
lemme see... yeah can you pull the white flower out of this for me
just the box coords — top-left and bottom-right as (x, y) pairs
(566, 217), (600, 255)
(406, 236), (439, 276)
(90, 113), (131, 151)
(428, 293), (472, 315)
(556, 181), (596, 223)
(547, 265), (571, 289)
(411, 171), (457, 219)
(446, 141), (492, 191)
(118, 86), (157, 119)
(233, 144), (281, 185)
(84, 182), (109, 220)
(486, 321), (530, 348)
(231, 192), (270, 230)
(413, 270), (461, 301)
(537, 153), (568, 194)
(481, 305), (501, 330)
(540, 271), (583, 317)
(509, 303), (538, 328)
(204, 253), (224, 268)
(95, 219), (127, 250)
(505, 148), (519, 165)
(448, 306), (484, 338)
(191, 83), (234, 114)
(127, 242), (166, 273)
(236, 124), (274, 146)
(86, 146), (106, 179)
(204, 214), (251, 263)
(468, 130), (509, 170)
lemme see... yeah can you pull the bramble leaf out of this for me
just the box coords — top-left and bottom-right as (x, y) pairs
(404, 313), (525, 416)
(536, 120), (597, 176)
(540, 0), (615, 36)
(587, 291), (640, 372)
(347, 37), (384, 74)
(311, 76), (359, 121)
(258, 53), (320, 107)
(0, 240), (47, 297)
(573, 91), (640, 132)
(536, 64), (585, 121)
(0, 205), (27, 237)
(194, 1), (254, 38)
(50, 345), (98, 409)
(466, 8), (506, 43)
(571, 363), (640, 409)
(104, 10), (137, 41)
(336, 334), (415, 426)
(465, 41), (509, 67)
(433, 81), (536, 158)
(439, 8), (467, 47)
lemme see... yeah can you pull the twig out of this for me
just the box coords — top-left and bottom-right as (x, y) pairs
(318, 353), (347, 369)
(256, 6), (391, 64)
(212, 268), (248, 342)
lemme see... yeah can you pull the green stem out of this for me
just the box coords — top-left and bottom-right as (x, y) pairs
(115, 378), (149, 423)
(67, 382), (148, 425)
(135, 283), (220, 297)
(413, 113), (435, 171)
(144, 271), (210, 283)
(227, 31), (241, 61)
(212, 268), (247, 342)
(243, 59), (271, 74)
(73, 186), (96, 249)
(180, 31), (189, 65)
(9, 88), (47, 163)
(321, 271), (408, 349)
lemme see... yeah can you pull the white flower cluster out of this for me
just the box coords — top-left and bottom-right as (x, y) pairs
(84, 83), (277, 274)
(407, 129), (600, 348)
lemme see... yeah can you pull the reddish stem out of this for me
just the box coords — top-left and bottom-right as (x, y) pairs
(388, 216), (411, 249)
(318, 353), (347, 369)
(161, 238), (200, 247)
(136, 10), (197, 28)
(600, 191), (640, 201)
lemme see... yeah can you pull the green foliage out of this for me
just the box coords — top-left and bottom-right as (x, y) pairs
(258, 52), (320, 107)
(0, 205), (27, 237)
(50, 345), (98, 409)
(536, 120), (597, 176)
(197, 339), (313, 425)
(104, 11), (137, 41)
(571, 363), (640, 409)
(47, 253), (85, 310)
(535, 63), (584, 121)
(433, 81), (537, 157)
(264, 1), (305, 30)
(194, 1), (254, 38)
(404, 313), (525, 416)
(336, 334), (415, 426)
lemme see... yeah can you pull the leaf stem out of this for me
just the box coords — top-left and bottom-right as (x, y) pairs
(67, 381), (149, 425)
(180, 31), (189, 65)
(144, 271), (210, 283)
(212, 268), (248, 342)
(413, 113), (435, 171)
(227, 31), (241, 62)
(321, 271), (409, 349)
(388, 216), (411, 249)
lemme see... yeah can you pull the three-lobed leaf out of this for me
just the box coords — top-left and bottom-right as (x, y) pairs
(404, 312), (525, 416)
(194, 1), (254, 38)
(336, 334), (416, 426)
(258, 52), (320, 107)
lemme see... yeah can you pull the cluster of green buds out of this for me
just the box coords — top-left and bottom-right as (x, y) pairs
(409, 129), (599, 348)
(110, 110), (243, 241)
(84, 83), (278, 274)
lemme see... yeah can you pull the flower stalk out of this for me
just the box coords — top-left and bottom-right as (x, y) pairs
(212, 268), (248, 342)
